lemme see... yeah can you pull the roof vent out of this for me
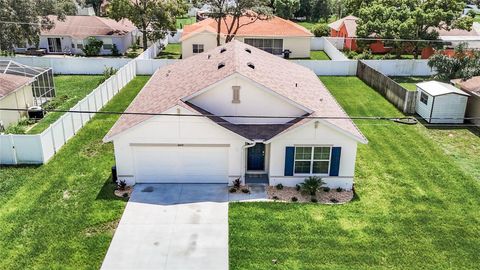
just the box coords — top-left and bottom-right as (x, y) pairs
(220, 48), (227, 53)
(245, 48), (251, 53)
(218, 62), (225, 69)
(247, 62), (255, 69)
(208, 54), (211, 59)
(295, 83), (298, 87)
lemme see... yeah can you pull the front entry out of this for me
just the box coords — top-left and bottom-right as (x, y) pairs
(247, 143), (265, 171)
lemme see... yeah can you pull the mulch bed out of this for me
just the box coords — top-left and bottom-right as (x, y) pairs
(267, 186), (353, 204)
(114, 186), (133, 198)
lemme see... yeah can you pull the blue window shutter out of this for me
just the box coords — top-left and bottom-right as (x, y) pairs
(329, 147), (341, 176)
(284, 147), (295, 176)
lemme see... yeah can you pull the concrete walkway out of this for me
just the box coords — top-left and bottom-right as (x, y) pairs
(101, 184), (229, 270)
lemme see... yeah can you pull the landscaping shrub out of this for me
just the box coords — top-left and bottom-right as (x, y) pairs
(82, 37), (103, 56)
(336, 187), (344, 192)
(272, 196), (279, 200)
(276, 183), (284, 190)
(330, 198), (339, 203)
(98, 66), (118, 85)
(323, 187), (330, 192)
(311, 23), (329, 37)
(241, 188), (250, 194)
(233, 178), (241, 189)
(310, 197), (318, 203)
(43, 95), (69, 111)
(3, 118), (36, 134)
(229, 187), (237, 193)
(299, 176), (325, 196)
(355, 50), (373, 60)
(295, 184), (301, 191)
(291, 197), (298, 202)
(122, 193), (129, 198)
(117, 180), (127, 191)
(111, 44), (120, 56)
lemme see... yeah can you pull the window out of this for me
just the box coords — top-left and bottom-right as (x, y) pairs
(77, 44), (84, 50)
(244, 38), (283, 55)
(103, 43), (113, 50)
(294, 146), (331, 175)
(102, 38), (113, 50)
(420, 92), (429, 105)
(193, 44), (204, 54)
(232, 86), (240, 103)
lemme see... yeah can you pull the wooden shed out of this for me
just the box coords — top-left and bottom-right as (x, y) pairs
(415, 81), (470, 124)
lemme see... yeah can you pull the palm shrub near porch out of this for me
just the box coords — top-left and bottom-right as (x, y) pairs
(299, 176), (325, 196)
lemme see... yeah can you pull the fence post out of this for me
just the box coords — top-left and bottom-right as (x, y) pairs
(70, 112), (76, 135)
(61, 116), (67, 144)
(9, 134), (18, 165)
(50, 125), (57, 154)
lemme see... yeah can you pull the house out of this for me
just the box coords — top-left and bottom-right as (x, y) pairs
(16, 16), (139, 55)
(415, 81), (470, 124)
(0, 74), (34, 129)
(180, 16), (313, 59)
(451, 76), (480, 127)
(328, 15), (390, 54)
(103, 40), (367, 190)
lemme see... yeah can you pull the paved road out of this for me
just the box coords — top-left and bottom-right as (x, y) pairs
(101, 184), (229, 270)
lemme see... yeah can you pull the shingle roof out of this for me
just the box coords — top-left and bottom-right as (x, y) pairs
(104, 40), (366, 143)
(328, 15), (358, 34)
(41, 16), (136, 39)
(417, 81), (470, 97)
(0, 74), (34, 99)
(181, 16), (313, 41)
(451, 76), (480, 97)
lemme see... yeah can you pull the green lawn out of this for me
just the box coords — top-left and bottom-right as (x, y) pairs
(27, 75), (104, 134)
(391, 76), (432, 91)
(291, 50), (331, 60)
(474, 15), (480, 23)
(157, 43), (182, 59)
(0, 76), (150, 269)
(176, 16), (196, 29)
(229, 76), (480, 269)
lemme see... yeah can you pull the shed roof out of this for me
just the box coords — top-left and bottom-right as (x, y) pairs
(104, 40), (366, 143)
(451, 76), (480, 97)
(0, 74), (34, 98)
(417, 81), (470, 97)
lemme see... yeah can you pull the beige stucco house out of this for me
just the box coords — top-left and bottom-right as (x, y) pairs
(180, 16), (313, 59)
(452, 76), (480, 127)
(0, 74), (35, 129)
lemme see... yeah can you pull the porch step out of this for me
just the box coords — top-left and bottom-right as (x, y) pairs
(245, 174), (269, 185)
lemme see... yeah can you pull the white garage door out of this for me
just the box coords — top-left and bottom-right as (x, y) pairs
(133, 145), (229, 183)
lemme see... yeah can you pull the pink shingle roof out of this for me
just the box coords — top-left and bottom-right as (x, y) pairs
(451, 76), (480, 97)
(104, 40), (366, 143)
(41, 16), (136, 39)
(0, 74), (34, 99)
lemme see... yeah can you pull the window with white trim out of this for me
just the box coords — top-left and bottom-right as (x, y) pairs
(193, 44), (204, 54)
(420, 92), (428, 105)
(294, 146), (331, 174)
(102, 38), (113, 50)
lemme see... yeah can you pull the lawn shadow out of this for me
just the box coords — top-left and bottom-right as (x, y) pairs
(96, 176), (128, 202)
(0, 164), (42, 169)
(414, 115), (480, 138)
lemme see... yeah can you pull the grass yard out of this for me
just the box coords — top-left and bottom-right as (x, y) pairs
(391, 76), (432, 91)
(0, 76), (150, 269)
(176, 16), (196, 29)
(475, 15), (480, 23)
(157, 43), (182, 59)
(229, 76), (480, 269)
(291, 51), (331, 60)
(27, 75), (104, 134)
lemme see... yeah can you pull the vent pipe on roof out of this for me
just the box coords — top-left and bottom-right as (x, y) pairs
(245, 48), (251, 53)
(218, 62), (225, 69)
(220, 48), (227, 53)
(247, 62), (255, 69)
(295, 83), (298, 87)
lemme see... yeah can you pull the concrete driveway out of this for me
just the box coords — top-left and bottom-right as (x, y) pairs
(101, 184), (229, 270)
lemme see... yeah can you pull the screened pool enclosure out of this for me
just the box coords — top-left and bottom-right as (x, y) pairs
(0, 60), (55, 105)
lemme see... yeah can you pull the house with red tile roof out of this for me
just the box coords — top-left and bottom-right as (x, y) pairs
(16, 16), (139, 55)
(104, 40), (367, 189)
(180, 16), (313, 59)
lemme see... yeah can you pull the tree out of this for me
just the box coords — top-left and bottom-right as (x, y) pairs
(109, 0), (187, 50)
(311, 23), (329, 37)
(428, 43), (480, 81)
(356, 0), (473, 59)
(202, 0), (273, 46)
(0, 0), (76, 51)
(311, 0), (330, 22)
(295, 0), (312, 20)
(83, 0), (104, 15)
(274, 0), (300, 19)
(82, 37), (103, 56)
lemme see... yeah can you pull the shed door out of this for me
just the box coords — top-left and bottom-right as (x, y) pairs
(133, 145), (229, 183)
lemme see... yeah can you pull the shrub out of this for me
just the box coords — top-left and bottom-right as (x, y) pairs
(467, 10), (477, 18)
(291, 197), (298, 202)
(117, 180), (127, 191)
(295, 184), (301, 191)
(126, 51), (140, 58)
(311, 23), (330, 37)
(355, 50), (373, 60)
(336, 187), (344, 192)
(229, 187), (237, 193)
(233, 178), (241, 189)
(98, 66), (118, 85)
(43, 95), (69, 111)
(241, 188), (250, 194)
(3, 117), (35, 134)
(346, 50), (358, 59)
(272, 195), (279, 200)
(122, 193), (129, 198)
(111, 44), (120, 56)
(310, 197), (318, 203)
(330, 198), (339, 203)
(299, 176), (325, 196)
(276, 183), (284, 190)
(82, 37), (103, 56)
(323, 187), (330, 192)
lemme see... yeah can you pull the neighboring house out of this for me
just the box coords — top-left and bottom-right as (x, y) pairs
(463, 4), (480, 15)
(0, 74), (34, 129)
(451, 76), (480, 127)
(328, 15), (390, 54)
(104, 40), (367, 190)
(180, 16), (313, 59)
(15, 16), (139, 55)
(415, 81), (470, 124)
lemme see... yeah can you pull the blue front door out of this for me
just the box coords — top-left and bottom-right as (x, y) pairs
(247, 144), (265, 171)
